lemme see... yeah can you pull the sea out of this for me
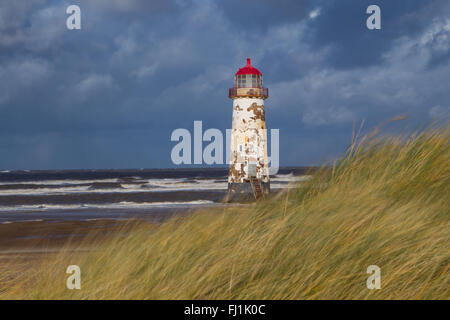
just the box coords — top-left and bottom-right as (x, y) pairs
(0, 168), (312, 224)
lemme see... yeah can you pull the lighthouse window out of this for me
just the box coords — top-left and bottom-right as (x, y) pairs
(237, 75), (246, 88)
(237, 75), (244, 88)
(252, 75), (257, 88)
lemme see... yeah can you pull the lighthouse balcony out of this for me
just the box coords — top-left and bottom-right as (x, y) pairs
(229, 87), (268, 99)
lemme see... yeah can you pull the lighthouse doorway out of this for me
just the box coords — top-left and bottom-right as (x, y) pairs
(248, 161), (257, 177)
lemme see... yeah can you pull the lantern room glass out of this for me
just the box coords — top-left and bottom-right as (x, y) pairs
(235, 74), (263, 88)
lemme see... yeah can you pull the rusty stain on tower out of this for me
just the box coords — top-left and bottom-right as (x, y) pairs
(227, 58), (270, 200)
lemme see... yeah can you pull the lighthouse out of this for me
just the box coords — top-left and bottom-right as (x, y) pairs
(227, 58), (270, 200)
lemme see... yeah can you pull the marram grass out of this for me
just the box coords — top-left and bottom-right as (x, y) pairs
(1, 124), (449, 299)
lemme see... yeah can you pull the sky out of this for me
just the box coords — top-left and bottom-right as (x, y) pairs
(0, 0), (449, 170)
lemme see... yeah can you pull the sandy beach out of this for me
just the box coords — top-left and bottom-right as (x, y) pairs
(0, 219), (133, 251)
(0, 219), (141, 293)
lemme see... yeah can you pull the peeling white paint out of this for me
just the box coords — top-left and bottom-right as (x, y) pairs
(229, 97), (269, 183)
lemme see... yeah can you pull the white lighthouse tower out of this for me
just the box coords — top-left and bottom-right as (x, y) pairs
(227, 58), (269, 200)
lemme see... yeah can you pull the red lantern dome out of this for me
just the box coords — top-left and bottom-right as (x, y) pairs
(235, 58), (262, 76)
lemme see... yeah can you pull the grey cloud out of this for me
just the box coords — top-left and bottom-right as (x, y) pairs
(216, 0), (314, 31)
(75, 73), (114, 94)
(0, 1), (38, 49)
(429, 105), (449, 119)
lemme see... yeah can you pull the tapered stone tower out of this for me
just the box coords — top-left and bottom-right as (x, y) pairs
(227, 58), (269, 200)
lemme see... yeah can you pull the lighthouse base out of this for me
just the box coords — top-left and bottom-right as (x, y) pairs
(225, 181), (270, 202)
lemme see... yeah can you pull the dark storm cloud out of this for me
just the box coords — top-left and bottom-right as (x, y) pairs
(309, 0), (448, 69)
(0, 0), (449, 169)
(216, 0), (313, 31)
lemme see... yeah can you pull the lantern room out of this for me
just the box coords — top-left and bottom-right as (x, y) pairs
(229, 58), (268, 99)
(235, 58), (263, 88)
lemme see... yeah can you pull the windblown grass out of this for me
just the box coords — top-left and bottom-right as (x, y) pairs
(1, 123), (449, 299)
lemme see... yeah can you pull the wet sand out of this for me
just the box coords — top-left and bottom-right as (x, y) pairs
(0, 219), (142, 291)
(0, 205), (217, 255)
(0, 219), (134, 253)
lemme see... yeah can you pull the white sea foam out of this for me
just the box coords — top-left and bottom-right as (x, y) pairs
(269, 174), (313, 189)
(272, 173), (313, 182)
(0, 178), (120, 186)
(0, 200), (217, 213)
(1, 219), (43, 224)
(0, 175), (310, 196)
